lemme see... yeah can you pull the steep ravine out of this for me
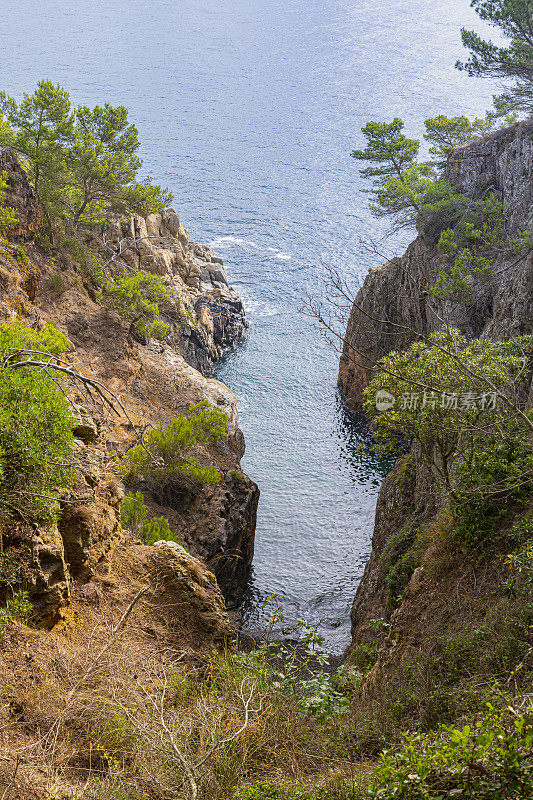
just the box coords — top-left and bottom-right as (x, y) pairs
(339, 122), (533, 694)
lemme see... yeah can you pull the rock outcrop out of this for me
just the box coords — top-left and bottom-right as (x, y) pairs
(339, 121), (533, 411)
(0, 147), (43, 239)
(101, 209), (248, 375)
(341, 123), (533, 692)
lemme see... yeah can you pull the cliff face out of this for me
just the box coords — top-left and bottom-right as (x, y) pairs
(0, 147), (258, 628)
(341, 123), (533, 696)
(339, 121), (533, 411)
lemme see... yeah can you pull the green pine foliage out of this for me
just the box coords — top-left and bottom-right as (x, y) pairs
(457, 0), (533, 115)
(351, 117), (483, 234)
(433, 193), (532, 300)
(141, 515), (176, 545)
(423, 113), (493, 164)
(0, 79), (172, 231)
(124, 401), (228, 503)
(98, 270), (171, 340)
(351, 118), (448, 230)
(121, 491), (178, 545)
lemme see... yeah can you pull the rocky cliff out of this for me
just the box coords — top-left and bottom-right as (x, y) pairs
(0, 146), (258, 629)
(339, 120), (533, 411)
(340, 123), (533, 704)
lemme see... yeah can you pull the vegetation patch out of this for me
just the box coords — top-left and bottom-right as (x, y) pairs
(124, 401), (229, 504)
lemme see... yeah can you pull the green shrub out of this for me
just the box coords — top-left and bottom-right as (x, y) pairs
(0, 321), (76, 523)
(381, 520), (422, 605)
(347, 642), (379, 674)
(121, 491), (178, 545)
(48, 271), (67, 295)
(431, 193), (531, 301)
(61, 233), (104, 284)
(141, 515), (177, 545)
(120, 490), (149, 536)
(0, 589), (32, 638)
(367, 703), (533, 799)
(0, 170), (18, 231)
(453, 432), (533, 544)
(365, 330), (533, 542)
(124, 401), (228, 503)
(98, 269), (170, 339)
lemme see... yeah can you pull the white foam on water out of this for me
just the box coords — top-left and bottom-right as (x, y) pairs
(236, 286), (280, 318)
(208, 236), (261, 250)
(209, 235), (292, 262)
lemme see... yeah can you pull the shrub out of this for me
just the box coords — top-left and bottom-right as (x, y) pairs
(431, 193), (531, 301)
(98, 269), (170, 339)
(124, 401), (228, 503)
(380, 519), (424, 605)
(141, 515), (177, 545)
(121, 491), (178, 545)
(347, 642), (380, 674)
(0, 321), (76, 524)
(0, 589), (32, 638)
(367, 703), (533, 799)
(0, 170), (18, 231)
(365, 329), (533, 533)
(62, 232), (104, 284)
(453, 431), (533, 544)
(48, 271), (67, 295)
(120, 490), (149, 536)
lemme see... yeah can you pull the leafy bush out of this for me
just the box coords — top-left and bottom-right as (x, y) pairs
(98, 270), (170, 339)
(431, 193), (531, 300)
(381, 519), (423, 605)
(0, 170), (18, 231)
(365, 329), (533, 530)
(0, 321), (76, 523)
(121, 490), (149, 536)
(121, 491), (178, 545)
(453, 431), (533, 543)
(0, 589), (32, 638)
(124, 401), (228, 503)
(367, 704), (533, 799)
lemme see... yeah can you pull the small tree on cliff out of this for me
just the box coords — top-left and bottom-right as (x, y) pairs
(457, 0), (533, 115)
(66, 103), (172, 227)
(0, 81), (172, 232)
(0, 80), (73, 217)
(423, 114), (492, 164)
(351, 118), (458, 231)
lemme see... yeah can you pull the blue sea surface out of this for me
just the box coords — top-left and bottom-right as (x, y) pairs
(0, 0), (498, 650)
